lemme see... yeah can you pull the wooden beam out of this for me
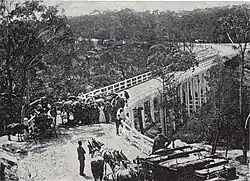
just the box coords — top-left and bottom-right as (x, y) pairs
(148, 145), (193, 158)
(204, 160), (229, 169)
(147, 148), (206, 163)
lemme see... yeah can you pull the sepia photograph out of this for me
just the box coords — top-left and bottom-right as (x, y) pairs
(0, 0), (249, 181)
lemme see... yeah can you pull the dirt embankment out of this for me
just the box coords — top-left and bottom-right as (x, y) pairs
(0, 124), (249, 181)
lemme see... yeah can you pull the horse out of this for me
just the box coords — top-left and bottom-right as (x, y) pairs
(88, 139), (104, 153)
(31, 112), (57, 142)
(90, 148), (105, 181)
(88, 139), (115, 181)
(106, 149), (138, 181)
(87, 140), (105, 181)
(112, 150), (130, 165)
(109, 160), (138, 181)
(6, 123), (29, 141)
(101, 149), (116, 181)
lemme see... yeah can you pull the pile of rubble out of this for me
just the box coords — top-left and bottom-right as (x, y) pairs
(136, 142), (239, 181)
(0, 143), (28, 181)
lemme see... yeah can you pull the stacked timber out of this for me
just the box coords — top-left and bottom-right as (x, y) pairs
(136, 144), (238, 181)
(196, 163), (238, 181)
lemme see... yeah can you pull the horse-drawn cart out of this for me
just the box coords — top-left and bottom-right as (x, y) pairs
(32, 113), (57, 140)
(136, 145), (238, 181)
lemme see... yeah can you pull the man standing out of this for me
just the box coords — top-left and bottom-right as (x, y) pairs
(124, 90), (130, 106)
(77, 141), (86, 176)
(152, 128), (171, 154)
(103, 100), (112, 123)
(115, 114), (122, 135)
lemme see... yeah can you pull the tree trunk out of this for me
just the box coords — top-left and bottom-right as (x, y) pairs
(242, 129), (248, 163)
(212, 82), (223, 155)
(225, 134), (230, 157)
(6, 36), (12, 129)
(240, 52), (248, 164)
(20, 66), (29, 123)
(212, 126), (221, 154)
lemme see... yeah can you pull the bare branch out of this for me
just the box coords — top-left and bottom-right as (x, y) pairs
(240, 4), (250, 21)
(226, 32), (237, 46)
(226, 32), (243, 53)
(36, 29), (51, 39)
(244, 64), (250, 70)
(27, 54), (41, 68)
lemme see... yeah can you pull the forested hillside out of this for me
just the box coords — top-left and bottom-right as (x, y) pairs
(66, 4), (249, 94)
(0, 1), (248, 131)
(0, 1), (249, 170)
(69, 6), (234, 43)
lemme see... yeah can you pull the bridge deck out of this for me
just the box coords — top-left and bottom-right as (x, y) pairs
(125, 78), (162, 106)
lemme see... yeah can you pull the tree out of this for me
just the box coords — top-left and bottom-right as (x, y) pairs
(216, 4), (250, 164)
(173, 57), (248, 151)
(147, 43), (198, 136)
(0, 0), (74, 129)
(205, 59), (243, 154)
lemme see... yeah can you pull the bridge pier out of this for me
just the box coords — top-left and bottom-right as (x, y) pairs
(186, 80), (191, 115)
(119, 56), (212, 138)
(159, 100), (165, 135)
(177, 71), (209, 117)
(150, 97), (155, 123)
(130, 108), (135, 128)
(141, 104), (146, 129)
(198, 74), (202, 107)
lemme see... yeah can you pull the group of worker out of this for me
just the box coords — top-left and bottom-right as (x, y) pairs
(61, 88), (170, 177)
(76, 127), (171, 177)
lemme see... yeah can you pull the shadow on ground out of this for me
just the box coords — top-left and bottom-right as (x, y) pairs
(21, 124), (107, 154)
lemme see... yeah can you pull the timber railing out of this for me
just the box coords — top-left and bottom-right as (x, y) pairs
(79, 54), (218, 100)
(78, 44), (228, 100)
(79, 43), (245, 100)
(80, 71), (152, 99)
(120, 120), (154, 156)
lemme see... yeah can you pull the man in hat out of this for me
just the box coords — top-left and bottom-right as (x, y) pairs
(152, 128), (171, 154)
(115, 114), (123, 135)
(103, 100), (112, 123)
(77, 141), (86, 176)
(124, 90), (130, 106)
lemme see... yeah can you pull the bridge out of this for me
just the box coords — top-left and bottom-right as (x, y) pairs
(79, 43), (248, 152)
(2, 44), (249, 181)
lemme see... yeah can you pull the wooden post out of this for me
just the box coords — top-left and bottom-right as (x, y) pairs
(124, 79), (127, 89)
(172, 119), (176, 132)
(198, 74), (202, 107)
(193, 78), (196, 112)
(186, 80), (190, 116)
(150, 97), (155, 123)
(180, 84), (183, 105)
(137, 107), (144, 134)
(191, 77), (196, 111)
(164, 108), (168, 137)
(159, 94), (165, 135)
(141, 103), (145, 129)
(203, 72), (207, 103)
(131, 108), (135, 128)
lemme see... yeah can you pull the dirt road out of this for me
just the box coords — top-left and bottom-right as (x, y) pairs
(13, 123), (144, 181)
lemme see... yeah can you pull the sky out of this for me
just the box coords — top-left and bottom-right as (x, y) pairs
(42, 1), (249, 16)
(20, 1), (250, 17)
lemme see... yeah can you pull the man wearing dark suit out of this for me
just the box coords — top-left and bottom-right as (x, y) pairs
(152, 129), (171, 154)
(77, 141), (86, 176)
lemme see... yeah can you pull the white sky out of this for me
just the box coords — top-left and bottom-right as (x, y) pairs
(19, 1), (250, 17)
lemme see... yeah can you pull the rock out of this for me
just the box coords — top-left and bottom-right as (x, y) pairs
(0, 157), (18, 181)
(0, 160), (7, 180)
(16, 149), (28, 155)
(0, 151), (17, 166)
(2, 144), (28, 155)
